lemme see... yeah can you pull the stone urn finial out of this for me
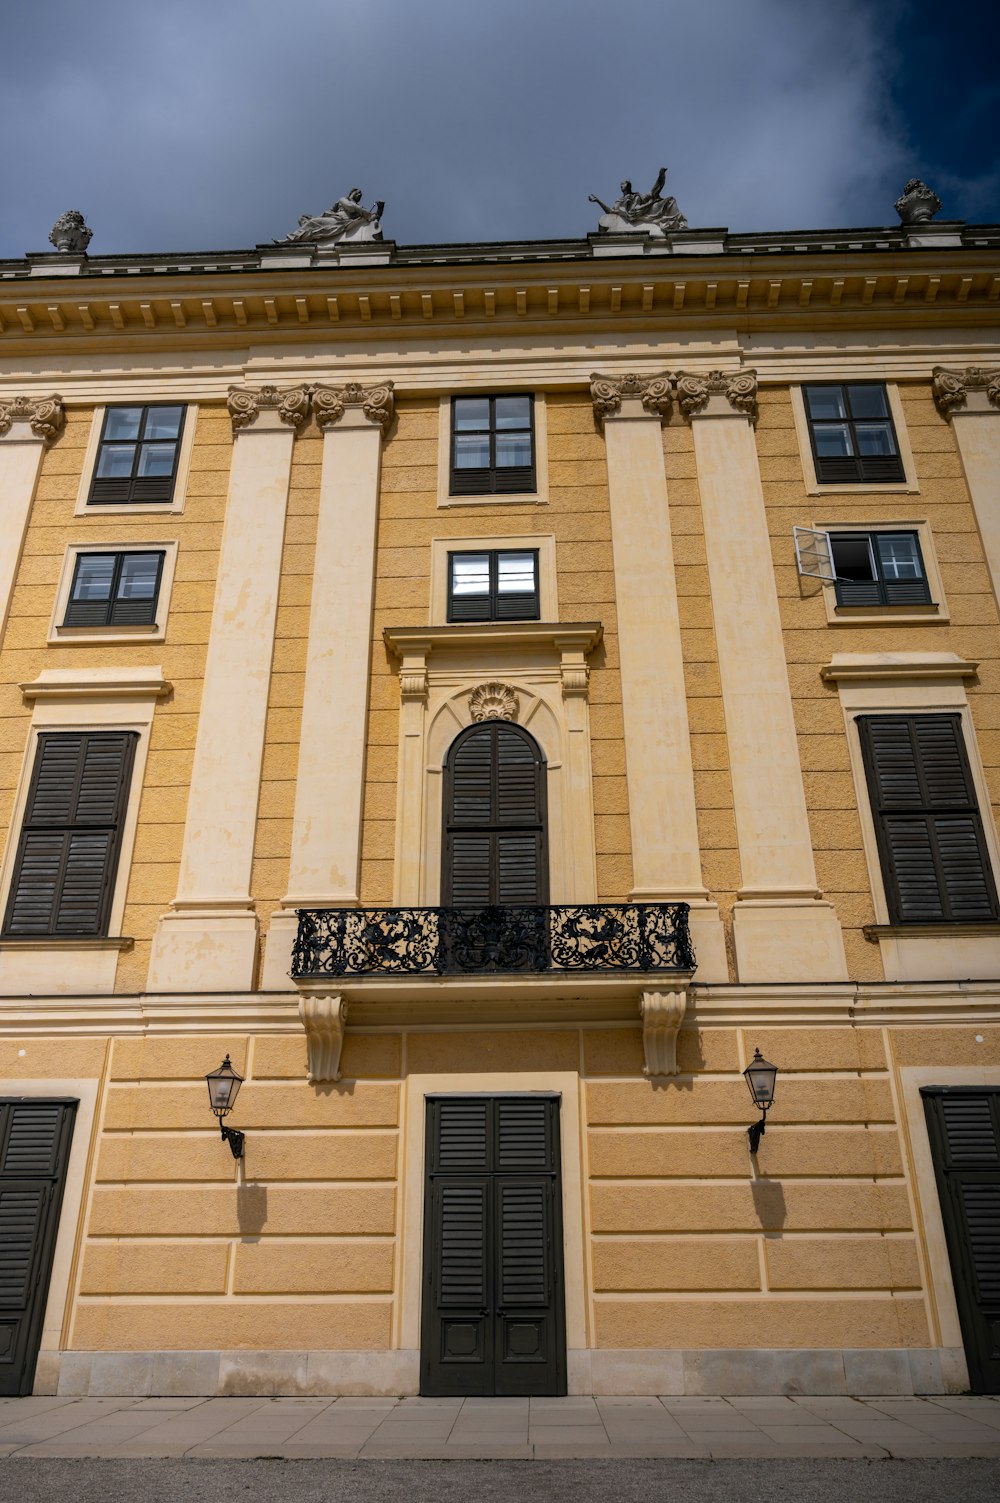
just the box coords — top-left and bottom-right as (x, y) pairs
(895, 179), (941, 225)
(48, 209), (93, 254)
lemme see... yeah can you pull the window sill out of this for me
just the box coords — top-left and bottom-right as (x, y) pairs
(438, 492), (547, 508)
(806, 481), (919, 497)
(0, 935), (134, 950)
(863, 923), (1000, 941)
(830, 604), (947, 627)
(49, 623), (163, 646)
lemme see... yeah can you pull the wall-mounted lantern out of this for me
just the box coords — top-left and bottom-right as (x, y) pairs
(206, 1054), (245, 1159)
(743, 1047), (778, 1155)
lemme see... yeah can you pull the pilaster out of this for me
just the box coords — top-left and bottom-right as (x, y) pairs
(592, 373), (727, 980)
(262, 382), (393, 989)
(932, 367), (1000, 612)
(681, 369), (846, 983)
(148, 384), (310, 992)
(0, 395), (64, 642)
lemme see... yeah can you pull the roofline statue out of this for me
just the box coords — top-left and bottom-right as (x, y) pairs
(590, 167), (688, 236)
(278, 188), (385, 245)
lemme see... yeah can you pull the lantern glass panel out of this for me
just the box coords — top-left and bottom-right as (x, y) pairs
(206, 1057), (242, 1115)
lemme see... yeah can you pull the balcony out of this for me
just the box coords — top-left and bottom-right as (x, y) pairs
(292, 902), (694, 984)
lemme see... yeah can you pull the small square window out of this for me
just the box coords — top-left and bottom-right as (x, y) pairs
(63, 551), (164, 628)
(829, 531), (932, 608)
(88, 405), (186, 505)
(450, 396), (535, 496)
(447, 549), (540, 622)
(803, 384), (904, 485)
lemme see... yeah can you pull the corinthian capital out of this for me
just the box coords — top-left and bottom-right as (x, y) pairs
(590, 371), (673, 425)
(227, 383), (311, 434)
(0, 393), (65, 443)
(932, 366), (1000, 418)
(312, 381), (395, 433)
(675, 369), (758, 424)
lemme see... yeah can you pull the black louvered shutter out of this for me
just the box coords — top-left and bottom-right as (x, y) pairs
(422, 1095), (565, 1397)
(4, 732), (137, 937)
(858, 715), (999, 924)
(442, 724), (547, 907)
(923, 1089), (1000, 1393)
(0, 1099), (77, 1396)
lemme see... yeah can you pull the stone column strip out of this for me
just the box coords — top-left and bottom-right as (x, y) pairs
(262, 382), (393, 986)
(0, 394), (65, 646)
(591, 372), (727, 980)
(933, 367), (1000, 611)
(679, 367), (846, 982)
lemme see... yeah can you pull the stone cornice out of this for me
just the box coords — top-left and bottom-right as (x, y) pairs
(675, 368), (758, 423)
(0, 392), (64, 442)
(932, 365), (1000, 417)
(227, 382), (311, 434)
(313, 380), (394, 432)
(383, 620), (603, 660)
(590, 371), (673, 424)
(820, 651), (978, 683)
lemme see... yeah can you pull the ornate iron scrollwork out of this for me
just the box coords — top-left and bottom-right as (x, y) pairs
(291, 902), (694, 978)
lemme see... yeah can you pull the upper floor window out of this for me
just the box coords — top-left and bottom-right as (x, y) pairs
(450, 396), (535, 496)
(831, 530), (932, 608)
(88, 405), (186, 505)
(2, 731), (137, 937)
(804, 384), (905, 485)
(858, 713), (999, 925)
(442, 722), (548, 906)
(63, 551), (164, 629)
(447, 549), (540, 622)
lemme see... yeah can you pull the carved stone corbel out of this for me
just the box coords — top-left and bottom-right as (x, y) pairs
(590, 371), (673, 425)
(640, 987), (688, 1078)
(298, 993), (349, 1082)
(932, 366), (1000, 418)
(313, 381), (395, 432)
(227, 383), (312, 434)
(675, 369), (758, 424)
(0, 393), (65, 443)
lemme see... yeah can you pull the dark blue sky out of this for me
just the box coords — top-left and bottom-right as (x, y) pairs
(0, 0), (996, 257)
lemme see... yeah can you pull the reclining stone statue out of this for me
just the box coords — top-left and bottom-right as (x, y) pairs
(589, 168), (688, 236)
(278, 188), (385, 244)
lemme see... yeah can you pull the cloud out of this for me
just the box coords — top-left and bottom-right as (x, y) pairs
(0, 0), (990, 257)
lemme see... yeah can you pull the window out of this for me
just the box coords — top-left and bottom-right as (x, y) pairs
(830, 531), (932, 608)
(447, 549), (540, 622)
(803, 384), (905, 485)
(3, 731), (137, 937)
(450, 396), (535, 496)
(63, 551), (164, 628)
(442, 722), (548, 905)
(88, 405), (185, 505)
(858, 714), (999, 924)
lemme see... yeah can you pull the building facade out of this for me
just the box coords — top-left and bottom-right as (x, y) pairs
(0, 199), (999, 1399)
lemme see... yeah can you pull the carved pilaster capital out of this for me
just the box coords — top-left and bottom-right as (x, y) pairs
(0, 393), (65, 443)
(227, 383), (312, 435)
(399, 666), (429, 704)
(932, 366), (1000, 419)
(313, 381), (395, 433)
(640, 987), (688, 1078)
(590, 371), (673, 425)
(675, 369), (758, 424)
(298, 992), (349, 1083)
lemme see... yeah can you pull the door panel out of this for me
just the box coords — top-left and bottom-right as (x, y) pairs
(922, 1087), (1000, 1393)
(0, 1099), (76, 1396)
(422, 1095), (565, 1397)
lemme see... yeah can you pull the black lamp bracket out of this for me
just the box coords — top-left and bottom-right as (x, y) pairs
(747, 1110), (768, 1155)
(219, 1121), (245, 1160)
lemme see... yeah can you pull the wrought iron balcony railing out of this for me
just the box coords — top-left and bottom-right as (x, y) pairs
(291, 902), (694, 979)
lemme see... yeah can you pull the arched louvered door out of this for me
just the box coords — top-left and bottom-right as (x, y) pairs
(442, 722), (548, 906)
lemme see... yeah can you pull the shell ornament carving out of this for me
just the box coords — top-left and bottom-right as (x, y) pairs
(469, 681), (519, 723)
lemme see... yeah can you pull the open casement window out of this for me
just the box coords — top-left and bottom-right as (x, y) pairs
(447, 549), (540, 622)
(88, 405), (186, 505)
(63, 551), (164, 628)
(830, 531), (932, 607)
(442, 722), (548, 905)
(858, 714), (999, 924)
(450, 396), (535, 496)
(3, 731), (137, 937)
(803, 384), (905, 485)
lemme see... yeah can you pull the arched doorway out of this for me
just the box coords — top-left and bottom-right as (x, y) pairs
(441, 721), (548, 905)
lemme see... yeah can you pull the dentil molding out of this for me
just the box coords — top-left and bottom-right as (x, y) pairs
(0, 393), (65, 442)
(313, 380), (395, 432)
(227, 383), (312, 434)
(932, 365), (1000, 418)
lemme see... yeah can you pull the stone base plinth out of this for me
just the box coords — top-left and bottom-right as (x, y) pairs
(732, 897), (848, 983)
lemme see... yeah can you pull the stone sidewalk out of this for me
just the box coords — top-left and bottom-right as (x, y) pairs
(1, 1394), (1000, 1459)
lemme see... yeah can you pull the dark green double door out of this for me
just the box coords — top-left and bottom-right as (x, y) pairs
(923, 1088), (1000, 1393)
(0, 1099), (76, 1396)
(421, 1094), (566, 1396)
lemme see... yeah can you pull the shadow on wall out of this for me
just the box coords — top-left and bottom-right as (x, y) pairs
(236, 1180), (268, 1239)
(750, 1167), (787, 1231)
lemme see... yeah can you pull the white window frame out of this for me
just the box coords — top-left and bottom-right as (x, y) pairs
(791, 382), (918, 495)
(436, 392), (548, 507)
(75, 404), (198, 516)
(49, 541), (179, 645)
